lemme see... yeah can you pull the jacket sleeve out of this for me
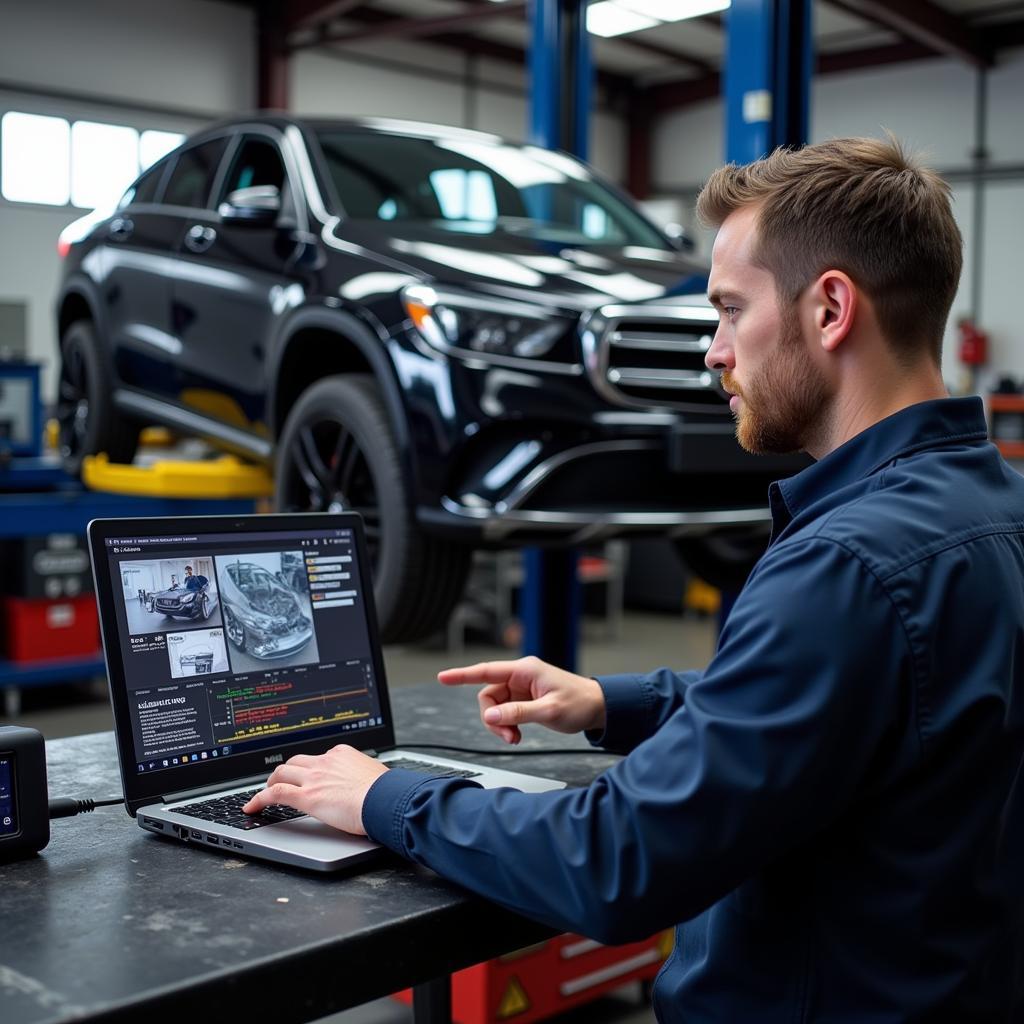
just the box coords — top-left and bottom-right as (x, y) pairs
(586, 668), (703, 754)
(362, 537), (912, 945)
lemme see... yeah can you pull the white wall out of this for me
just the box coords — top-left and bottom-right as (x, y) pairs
(0, 0), (254, 396)
(650, 49), (1024, 392)
(0, 0), (254, 117)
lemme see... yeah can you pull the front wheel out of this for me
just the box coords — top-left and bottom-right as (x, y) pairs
(274, 374), (471, 644)
(225, 608), (247, 652)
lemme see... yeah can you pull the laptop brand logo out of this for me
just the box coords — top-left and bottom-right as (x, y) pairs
(264, 753), (283, 765)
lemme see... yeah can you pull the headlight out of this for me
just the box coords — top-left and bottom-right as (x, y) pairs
(179, 592), (195, 603)
(402, 285), (571, 361)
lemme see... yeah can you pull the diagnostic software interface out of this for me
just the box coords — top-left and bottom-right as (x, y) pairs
(102, 526), (383, 776)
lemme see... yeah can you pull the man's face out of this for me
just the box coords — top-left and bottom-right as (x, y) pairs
(185, 567), (193, 576)
(705, 206), (833, 455)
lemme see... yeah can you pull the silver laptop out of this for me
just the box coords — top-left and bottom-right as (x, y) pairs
(88, 512), (564, 871)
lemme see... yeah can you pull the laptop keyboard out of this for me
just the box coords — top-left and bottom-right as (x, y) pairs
(175, 760), (481, 830)
(175, 789), (306, 830)
(385, 757), (482, 779)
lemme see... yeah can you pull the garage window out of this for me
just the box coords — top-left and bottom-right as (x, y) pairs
(1, 110), (186, 210)
(71, 121), (139, 210)
(1, 112), (70, 205)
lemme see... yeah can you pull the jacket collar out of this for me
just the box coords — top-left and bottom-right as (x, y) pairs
(770, 396), (988, 535)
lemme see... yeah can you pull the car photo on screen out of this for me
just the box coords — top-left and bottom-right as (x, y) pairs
(213, 552), (319, 674)
(165, 628), (230, 680)
(119, 557), (221, 635)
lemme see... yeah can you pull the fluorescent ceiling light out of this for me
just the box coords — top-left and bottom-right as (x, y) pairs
(620, 0), (730, 20)
(587, 1), (659, 37)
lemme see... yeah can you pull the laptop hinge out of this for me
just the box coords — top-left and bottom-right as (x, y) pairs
(162, 773), (268, 804)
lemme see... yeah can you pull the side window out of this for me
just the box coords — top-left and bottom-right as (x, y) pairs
(219, 136), (294, 219)
(162, 138), (228, 210)
(118, 160), (166, 209)
(221, 137), (285, 196)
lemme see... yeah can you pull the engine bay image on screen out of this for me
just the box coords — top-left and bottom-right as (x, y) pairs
(166, 628), (229, 678)
(214, 551), (319, 673)
(119, 557), (220, 634)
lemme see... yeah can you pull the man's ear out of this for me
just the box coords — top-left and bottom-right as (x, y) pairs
(813, 270), (857, 353)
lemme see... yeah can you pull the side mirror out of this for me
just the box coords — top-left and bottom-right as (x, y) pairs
(665, 222), (696, 254)
(218, 185), (281, 226)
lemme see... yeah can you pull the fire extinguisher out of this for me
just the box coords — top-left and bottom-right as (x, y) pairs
(958, 318), (989, 367)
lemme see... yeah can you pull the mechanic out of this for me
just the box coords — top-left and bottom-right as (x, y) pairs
(182, 565), (208, 592)
(245, 137), (1024, 1021)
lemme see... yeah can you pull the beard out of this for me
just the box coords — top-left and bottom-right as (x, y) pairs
(721, 310), (833, 455)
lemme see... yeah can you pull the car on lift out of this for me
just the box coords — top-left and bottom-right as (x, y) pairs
(219, 559), (314, 660)
(56, 115), (802, 642)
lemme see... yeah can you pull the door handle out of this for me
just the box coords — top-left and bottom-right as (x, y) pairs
(184, 224), (217, 254)
(108, 217), (134, 241)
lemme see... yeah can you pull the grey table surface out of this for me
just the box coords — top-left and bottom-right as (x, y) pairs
(1, 682), (620, 1024)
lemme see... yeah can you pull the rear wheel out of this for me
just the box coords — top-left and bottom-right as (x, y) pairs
(275, 374), (471, 644)
(674, 527), (770, 593)
(57, 320), (139, 474)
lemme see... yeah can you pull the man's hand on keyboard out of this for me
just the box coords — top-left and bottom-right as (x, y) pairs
(242, 745), (389, 836)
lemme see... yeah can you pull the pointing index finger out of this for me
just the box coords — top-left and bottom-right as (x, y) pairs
(437, 661), (522, 686)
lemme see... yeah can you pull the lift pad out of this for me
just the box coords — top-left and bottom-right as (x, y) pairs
(82, 453), (273, 499)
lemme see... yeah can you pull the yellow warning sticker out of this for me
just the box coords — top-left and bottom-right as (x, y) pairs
(657, 929), (675, 959)
(496, 975), (531, 1018)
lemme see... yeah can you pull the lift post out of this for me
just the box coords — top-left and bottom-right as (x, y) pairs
(521, 0), (592, 671)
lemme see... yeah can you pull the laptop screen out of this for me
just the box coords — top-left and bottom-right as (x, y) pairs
(90, 515), (394, 796)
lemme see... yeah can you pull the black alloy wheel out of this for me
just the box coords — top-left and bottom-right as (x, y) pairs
(199, 593), (211, 621)
(275, 374), (472, 644)
(57, 321), (139, 474)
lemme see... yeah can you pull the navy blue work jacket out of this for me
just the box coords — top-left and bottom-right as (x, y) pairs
(363, 397), (1024, 1022)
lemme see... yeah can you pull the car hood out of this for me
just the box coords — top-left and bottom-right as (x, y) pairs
(154, 588), (191, 599)
(330, 221), (710, 314)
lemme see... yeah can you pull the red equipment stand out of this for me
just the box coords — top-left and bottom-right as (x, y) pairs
(395, 929), (673, 1023)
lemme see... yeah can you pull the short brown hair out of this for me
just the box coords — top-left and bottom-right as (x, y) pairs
(696, 136), (962, 363)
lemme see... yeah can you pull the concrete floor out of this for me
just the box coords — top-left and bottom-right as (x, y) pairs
(2, 609), (717, 1024)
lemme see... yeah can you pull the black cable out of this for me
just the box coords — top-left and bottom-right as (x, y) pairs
(398, 742), (621, 758)
(48, 796), (124, 819)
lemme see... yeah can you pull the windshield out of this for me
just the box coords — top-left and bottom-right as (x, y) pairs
(314, 129), (669, 249)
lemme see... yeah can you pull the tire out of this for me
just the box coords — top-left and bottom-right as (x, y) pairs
(225, 608), (247, 652)
(57, 320), (139, 474)
(274, 374), (472, 644)
(199, 594), (210, 621)
(674, 527), (771, 593)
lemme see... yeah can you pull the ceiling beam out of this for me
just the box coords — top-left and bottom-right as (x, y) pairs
(292, 3), (528, 49)
(642, 37), (947, 115)
(824, 0), (993, 68)
(295, 2), (634, 105)
(603, 34), (715, 77)
(284, 0), (365, 33)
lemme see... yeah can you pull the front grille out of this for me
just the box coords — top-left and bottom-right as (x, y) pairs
(583, 304), (726, 412)
(155, 599), (180, 611)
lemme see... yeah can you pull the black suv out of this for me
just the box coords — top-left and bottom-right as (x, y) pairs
(57, 116), (798, 641)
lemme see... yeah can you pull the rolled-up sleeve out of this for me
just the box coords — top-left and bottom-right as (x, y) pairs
(361, 538), (911, 945)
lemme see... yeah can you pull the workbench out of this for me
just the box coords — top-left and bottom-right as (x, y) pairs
(1, 681), (620, 1024)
